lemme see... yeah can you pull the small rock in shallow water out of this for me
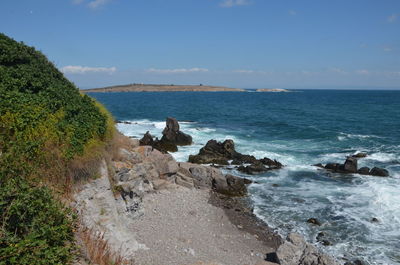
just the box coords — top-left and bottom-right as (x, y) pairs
(307, 218), (321, 226)
(371, 217), (379, 223)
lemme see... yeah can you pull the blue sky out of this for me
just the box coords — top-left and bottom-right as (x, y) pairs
(1, 0), (399, 89)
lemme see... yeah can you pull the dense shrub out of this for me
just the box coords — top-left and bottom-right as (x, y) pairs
(0, 33), (113, 263)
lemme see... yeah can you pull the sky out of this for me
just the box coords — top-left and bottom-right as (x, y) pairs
(1, 0), (399, 89)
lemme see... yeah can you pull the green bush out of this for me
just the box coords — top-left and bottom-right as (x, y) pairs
(0, 33), (111, 263)
(0, 178), (75, 265)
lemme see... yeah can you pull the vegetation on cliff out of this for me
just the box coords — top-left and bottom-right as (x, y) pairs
(0, 33), (114, 264)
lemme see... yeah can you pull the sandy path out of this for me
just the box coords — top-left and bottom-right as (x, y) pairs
(131, 186), (274, 265)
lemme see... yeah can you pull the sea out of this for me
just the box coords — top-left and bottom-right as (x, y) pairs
(90, 89), (400, 265)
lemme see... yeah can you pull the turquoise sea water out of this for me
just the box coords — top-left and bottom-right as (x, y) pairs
(90, 90), (400, 265)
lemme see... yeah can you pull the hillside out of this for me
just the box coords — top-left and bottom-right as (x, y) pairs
(0, 33), (113, 264)
(83, 83), (246, 92)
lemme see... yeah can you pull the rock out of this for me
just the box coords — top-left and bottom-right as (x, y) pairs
(259, 157), (283, 169)
(139, 118), (192, 153)
(139, 131), (154, 146)
(265, 252), (280, 263)
(175, 168), (195, 189)
(307, 218), (321, 226)
(276, 233), (339, 265)
(213, 174), (248, 196)
(369, 167), (389, 177)
(343, 157), (358, 173)
(189, 139), (237, 165)
(313, 163), (324, 168)
(352, 152), (367, 158)
(143, 148), (179, 177)
(316, 232), (332, 246)
(357, 167), (370, 175)
(237, 162), (268, 175)
(160, 117), (192, 147)
(371, 217), (379, 223)
(325, 163), (340, 171)
(189, 139), (282, 174)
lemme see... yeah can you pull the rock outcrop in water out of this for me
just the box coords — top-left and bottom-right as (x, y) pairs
(139, 117), (192, 153)
(318, 156), (389, 177)
(188, 139), (282, 174)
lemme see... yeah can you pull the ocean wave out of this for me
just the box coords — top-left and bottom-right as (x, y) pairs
(337, 132), (384, 141)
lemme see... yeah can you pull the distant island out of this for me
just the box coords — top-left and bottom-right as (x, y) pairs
(256, 88), (290, 92)
(83, 84), (246, 92)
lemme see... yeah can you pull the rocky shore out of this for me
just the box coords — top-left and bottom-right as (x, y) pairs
(73, 118), (344, 265)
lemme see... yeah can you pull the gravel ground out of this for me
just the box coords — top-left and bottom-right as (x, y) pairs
(132, 186), (275, 265)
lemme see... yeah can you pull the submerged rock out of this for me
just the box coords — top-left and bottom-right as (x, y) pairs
(307, 218), (321, 226)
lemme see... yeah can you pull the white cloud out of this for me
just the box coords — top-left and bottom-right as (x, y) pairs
(387, 14), (398, 23)
(61, 65), (117, 74)
(289, 10), (297, 16)
(220, 0), (251, 8)
(383, 46), (393, 52)
(73, 0), (113, 9)
(146, 68), (209, 74)
(356, 69), (370, 75)
(233, 69), (255, 74)
(88, 0), (112, 9)
(329, 68), (347, 74)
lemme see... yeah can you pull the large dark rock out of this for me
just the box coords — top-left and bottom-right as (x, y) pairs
(357, 167), (370, 175)
(370, 167), (389, 177)
(325, 163), (340, 171)
(160, 117), (192, 146)
(188, 139), (282, 174)
(344, 157), (358, 173)
(237, 162), (268, 175)
(139, 118), (192, 153)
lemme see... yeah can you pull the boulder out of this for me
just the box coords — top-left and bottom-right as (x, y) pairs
(189, 139), (237, 165)
(160, 117), (192, 146)
(212, 174), (248, 196)
(343, 157), (358, 173)
(189, 139), (282, 174)
(357, 167), (370, 175)
(369, 167), (389, 177)
(237, 162), (268, 175)
(276, 233), (339, 265)
(139, 118), (192, 153)
(325, 163), (340, 171)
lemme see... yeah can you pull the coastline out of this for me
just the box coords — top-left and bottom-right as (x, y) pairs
(73, 128), (341, 265)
